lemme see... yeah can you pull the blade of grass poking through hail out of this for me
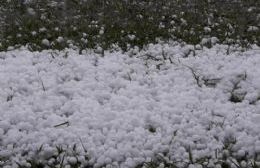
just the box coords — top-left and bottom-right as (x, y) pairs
(54, 121), (70, 128)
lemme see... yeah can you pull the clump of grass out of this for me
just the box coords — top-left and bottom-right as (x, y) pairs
(229, 73), (247, 103)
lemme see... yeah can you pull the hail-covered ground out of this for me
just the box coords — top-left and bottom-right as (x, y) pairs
(0, 43), (260, 168)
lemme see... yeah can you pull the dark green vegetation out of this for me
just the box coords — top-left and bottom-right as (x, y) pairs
(0, 0), (259, 52)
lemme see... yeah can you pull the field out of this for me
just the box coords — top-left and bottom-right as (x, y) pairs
(0, 1), (260, 168)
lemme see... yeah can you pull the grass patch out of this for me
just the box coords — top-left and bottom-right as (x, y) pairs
(0, 0), (259, 52)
